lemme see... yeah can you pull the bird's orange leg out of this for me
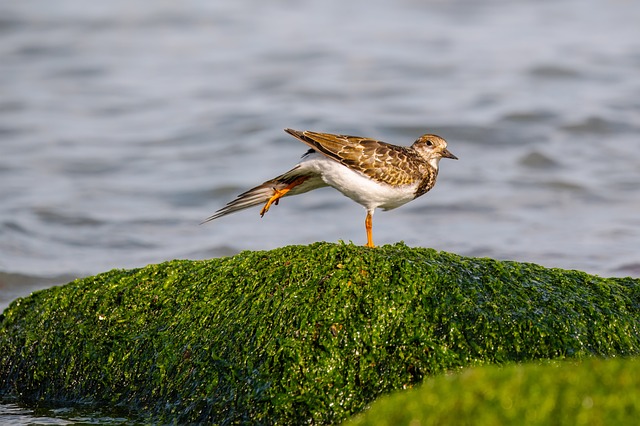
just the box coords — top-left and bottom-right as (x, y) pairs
(365, 211), (375, 248)
(260, 176), (308, 217)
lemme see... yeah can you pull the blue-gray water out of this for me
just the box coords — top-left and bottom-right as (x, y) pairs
(2, 0), (640, 423)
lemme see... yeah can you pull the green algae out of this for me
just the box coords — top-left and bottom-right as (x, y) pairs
(345, 356), (640, 426)
(0, 242), (638, 424)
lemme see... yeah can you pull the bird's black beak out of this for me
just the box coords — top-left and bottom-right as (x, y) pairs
(441, 148), (458, 160)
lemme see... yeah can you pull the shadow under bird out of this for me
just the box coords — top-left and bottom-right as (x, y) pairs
(203, 128), (457, 247)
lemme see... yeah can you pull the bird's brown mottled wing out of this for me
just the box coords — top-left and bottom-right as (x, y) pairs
(284, 128), (426, 186)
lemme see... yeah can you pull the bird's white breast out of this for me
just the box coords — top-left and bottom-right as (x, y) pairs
(297, 152), (417, 211)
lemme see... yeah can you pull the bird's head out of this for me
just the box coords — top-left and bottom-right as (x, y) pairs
(412, 134), (458, 169)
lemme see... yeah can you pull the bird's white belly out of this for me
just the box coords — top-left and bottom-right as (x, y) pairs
(299, 154), (416, 211)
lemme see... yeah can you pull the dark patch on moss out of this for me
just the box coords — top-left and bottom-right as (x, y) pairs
(0, 242), (639, 424)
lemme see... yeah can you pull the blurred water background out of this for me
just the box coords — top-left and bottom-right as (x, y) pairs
(1, 0), (640, 421)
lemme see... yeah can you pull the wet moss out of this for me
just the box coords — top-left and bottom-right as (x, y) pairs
(0, 242), (638, 424)
(346, 357), (640, 426)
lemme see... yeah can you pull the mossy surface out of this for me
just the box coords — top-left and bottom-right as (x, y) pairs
(346, 356), (640, 426)
(0, 242), (639, 424)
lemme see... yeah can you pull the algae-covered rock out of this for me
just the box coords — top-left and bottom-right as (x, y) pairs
(346, 356), (640, 426)
(0, 243), (639, 424)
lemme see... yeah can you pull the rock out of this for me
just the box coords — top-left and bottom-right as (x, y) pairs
(346, 356), (640, 425)
(1, 242), (638, 424)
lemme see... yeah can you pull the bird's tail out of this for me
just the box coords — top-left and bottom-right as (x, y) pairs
(201, 166), (307, 223)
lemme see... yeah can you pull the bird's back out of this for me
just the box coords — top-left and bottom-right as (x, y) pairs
(285, 129), (429, 187)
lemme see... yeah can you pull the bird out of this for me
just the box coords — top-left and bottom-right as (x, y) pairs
(203, 128), (457, 248)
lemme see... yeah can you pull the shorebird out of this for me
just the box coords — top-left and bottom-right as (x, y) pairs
(203, 128), (457, 247)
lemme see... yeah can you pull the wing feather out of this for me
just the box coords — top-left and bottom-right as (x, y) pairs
(202, 165), (324, 223)
(284, 128), (425, 186)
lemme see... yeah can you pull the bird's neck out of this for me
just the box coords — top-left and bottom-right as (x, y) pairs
(427, 157), (441, 170)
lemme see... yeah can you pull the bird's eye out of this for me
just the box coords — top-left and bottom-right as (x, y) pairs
(426, 140), (433, 147)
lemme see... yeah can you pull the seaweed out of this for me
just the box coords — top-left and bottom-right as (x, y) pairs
(1, 242), (638, 424)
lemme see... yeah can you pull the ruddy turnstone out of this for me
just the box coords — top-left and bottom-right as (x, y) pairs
(203, 128), (457, 247)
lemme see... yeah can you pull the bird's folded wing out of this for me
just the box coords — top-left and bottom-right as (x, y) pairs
(285, 128), (423, 186)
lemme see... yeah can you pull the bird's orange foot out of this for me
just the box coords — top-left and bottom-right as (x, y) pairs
(260, 189), (287, 216)
(259, 176), (308, 217)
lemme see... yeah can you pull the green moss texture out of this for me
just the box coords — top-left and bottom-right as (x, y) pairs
(0, 243), (639, 424)
(346, 357), (640, 426)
